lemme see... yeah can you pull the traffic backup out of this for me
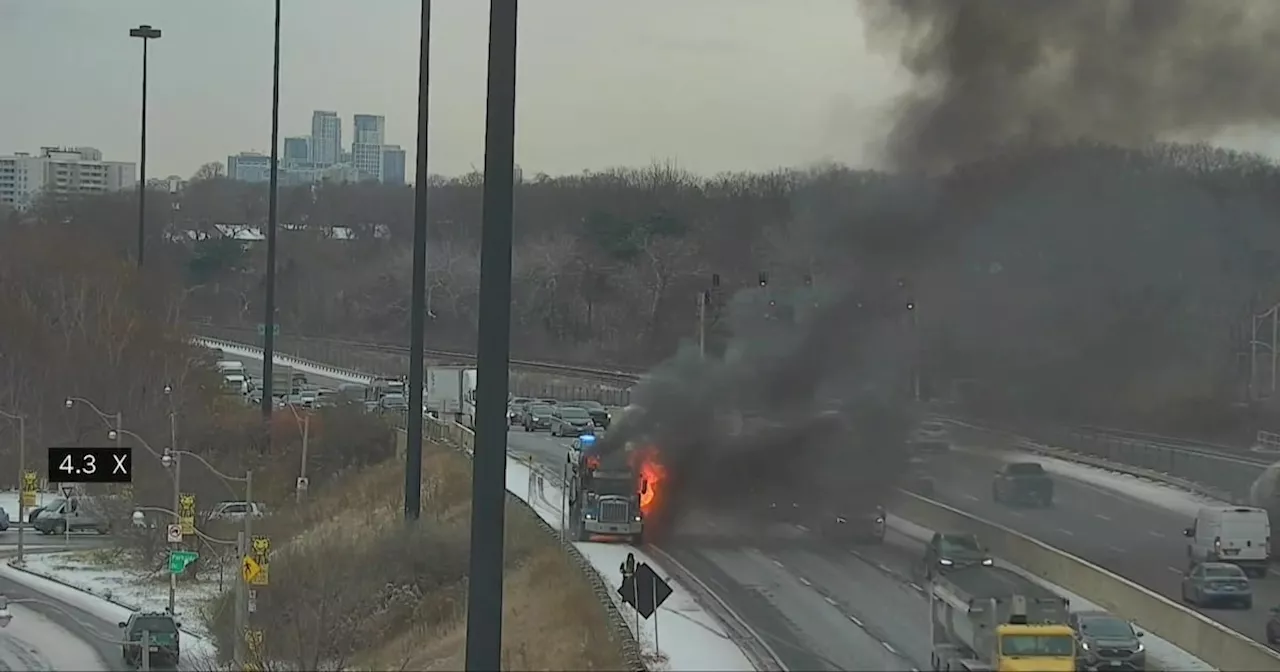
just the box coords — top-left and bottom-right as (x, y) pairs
(47, 446), (133, 483)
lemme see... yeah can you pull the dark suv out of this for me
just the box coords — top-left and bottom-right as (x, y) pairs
(119, 611), (181, 668)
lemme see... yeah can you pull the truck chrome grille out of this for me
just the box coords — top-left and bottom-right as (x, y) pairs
(599, 499), (630, 524)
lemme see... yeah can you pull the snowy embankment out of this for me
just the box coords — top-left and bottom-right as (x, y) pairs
(209, 336), (758, 671)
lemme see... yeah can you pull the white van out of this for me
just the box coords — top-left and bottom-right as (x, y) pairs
(1184, 506), (1271, 577)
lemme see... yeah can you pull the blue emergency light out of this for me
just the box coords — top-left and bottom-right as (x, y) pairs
(578, 434), (597, 444)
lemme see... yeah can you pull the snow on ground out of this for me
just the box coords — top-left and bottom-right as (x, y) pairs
(21, 551), (221, 639)
(0, 603), (111, 670)
(976, 446), (1227, 518)
(505, 457), (755, 672)
(886, 514), (1213, 671)
(0, 561), (219, 669)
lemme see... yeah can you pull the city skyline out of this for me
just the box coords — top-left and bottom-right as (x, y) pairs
(0, 0), (916, 182)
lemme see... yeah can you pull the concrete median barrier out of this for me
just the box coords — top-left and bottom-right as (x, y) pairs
(892, 490), (1280, 671)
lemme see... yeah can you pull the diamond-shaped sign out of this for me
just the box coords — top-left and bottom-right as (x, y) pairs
(617, 562), (672, 619)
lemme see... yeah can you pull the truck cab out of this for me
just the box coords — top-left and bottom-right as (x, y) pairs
(565, 437), (645, 544)
(992, 462), (1054, 508)
(930, 573), (1076, 672)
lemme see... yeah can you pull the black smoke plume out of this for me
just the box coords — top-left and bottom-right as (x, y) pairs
(597, 283), (915, 539)
(862, 0), (1280, 170)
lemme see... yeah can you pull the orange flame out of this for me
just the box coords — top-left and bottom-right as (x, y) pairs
(636, 448), (666, 514)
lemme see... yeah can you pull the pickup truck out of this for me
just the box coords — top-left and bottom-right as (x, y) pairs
(992, 461), (1055, 507)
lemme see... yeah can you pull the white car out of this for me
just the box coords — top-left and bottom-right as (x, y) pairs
(208, 501), (267, 522)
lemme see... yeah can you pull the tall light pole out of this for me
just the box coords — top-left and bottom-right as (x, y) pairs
(260, 0), (282, 418)
(465, 1), (518, 669)
(129, 24), (161, 268)
(0, 410), (25, 566)
(405, 0), (433, 522)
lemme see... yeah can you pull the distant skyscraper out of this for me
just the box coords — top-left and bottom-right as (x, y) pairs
(381, 145), (406, 186)
(351, 114), (387, 180)
(310, 111), (341, 166)
(283, 136), (310, 162)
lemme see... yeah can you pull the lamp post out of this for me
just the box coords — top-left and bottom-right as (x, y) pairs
(161, 448), (252, 665)
(0, 410), (26, 566)
(64, 397), (122, 447)
(285, 403), (310, 503)
(128, 24), (161, 268)
(260, 0), (282, 417)
(109, 426), (179, 615)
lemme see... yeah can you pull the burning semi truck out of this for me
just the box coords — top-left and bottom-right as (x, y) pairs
(564, 435), (659, 544)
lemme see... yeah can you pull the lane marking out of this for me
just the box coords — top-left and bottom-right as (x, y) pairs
(1167, 566), (1183, 574)
(961, 494), (980, 501)
(771, 559), (785, 569)
(848, 614), (864, 627)
(881, 641), (899, 655)
(795, 524), (810, 533)
(909, 583), (924, 593)
(1056, 528), (1075, 537)
(1148, 530), (1164, 538)
(823, 596), (837, 607)
(1094, 513), (1112, 521)
(1107, 545), (1126, 554)
(798, 576), (812, 587)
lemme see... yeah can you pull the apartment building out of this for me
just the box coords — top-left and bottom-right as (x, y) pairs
(0, 147), (136, 210)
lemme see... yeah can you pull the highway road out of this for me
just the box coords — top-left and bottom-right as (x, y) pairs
(507, 428), (933, 671)
(917, 443), (1280, 647)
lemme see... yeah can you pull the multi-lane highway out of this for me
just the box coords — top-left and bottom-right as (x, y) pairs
(918, 443), (1280, 647)
(508, 428), (939, 671)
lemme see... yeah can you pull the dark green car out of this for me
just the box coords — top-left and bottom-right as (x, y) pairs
(119, 612), (181, 668)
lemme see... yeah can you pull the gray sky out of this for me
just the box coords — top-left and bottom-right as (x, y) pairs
(0, 0), (912, 180)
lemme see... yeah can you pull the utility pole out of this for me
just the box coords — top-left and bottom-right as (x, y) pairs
(296, 412), (310, 503)
(697, 290), (707, 359)
(128, 24), (161, 268)
(405, 0), (433, 522)
(464, 1), (518, 669)
(260, 0), (282, 418)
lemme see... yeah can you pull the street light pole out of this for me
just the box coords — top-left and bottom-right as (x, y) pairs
(465, 1), (518, 669)
(128, 24), (161, 268)
(297, 413), (309, 503)
(0, 411), (26, 566)
(405, 0), (433, 522)
(260, 0), (282, 418)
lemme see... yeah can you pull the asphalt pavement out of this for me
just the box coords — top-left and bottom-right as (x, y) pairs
(507, 428), (931, 671)
(919, 443), (1280, 647)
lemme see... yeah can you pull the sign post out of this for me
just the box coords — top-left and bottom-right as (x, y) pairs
(20, 471), (37, 508)
(618, 560), (672, 659)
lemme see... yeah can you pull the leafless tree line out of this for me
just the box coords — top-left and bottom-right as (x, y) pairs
(12, 141), (1280, 436)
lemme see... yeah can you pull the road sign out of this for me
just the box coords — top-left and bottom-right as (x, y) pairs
(59, 485), (74, 498)
(248, 589), (257, 613)
(245, 628), (264, 655)
(249, 536), (271, 585)
(296, 476), (309, 491)
(168, 550), (198, 574)
(242, 556), (262, 584)
(178, 493), (196, 535)
(618, 562), (671, 620)
(21, 471), (38, 507)
(257, 323), (280, 336)
(166, 524), (182, 543)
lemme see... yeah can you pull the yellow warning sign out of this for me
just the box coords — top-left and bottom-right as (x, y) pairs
(242, 556), (261, 584)
(20, 471), (37, 508)
(178, 493), (196, 535)
(245, 628), (264, 655)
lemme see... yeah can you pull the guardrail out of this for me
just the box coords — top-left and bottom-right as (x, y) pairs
(196, 324), (643, 384)
(893, 490), (1280, 671)
(196, 335), (634, 406)
(937, 416), (1274, 504)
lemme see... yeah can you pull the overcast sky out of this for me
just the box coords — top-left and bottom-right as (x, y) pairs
(0, 0), (916, 180)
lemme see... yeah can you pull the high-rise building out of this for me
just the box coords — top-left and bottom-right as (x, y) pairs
(283, 136), (310, 162)
(0, 146), (136, 210)
(381, 145), (406, 186)
(351, 114), (386, 181)
(352, 114), (385, 145)
(310, 111), (341, 166)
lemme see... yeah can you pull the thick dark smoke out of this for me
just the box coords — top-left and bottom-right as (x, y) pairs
(598, 283), (915, 539)
(863, 0), (1280, 170)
